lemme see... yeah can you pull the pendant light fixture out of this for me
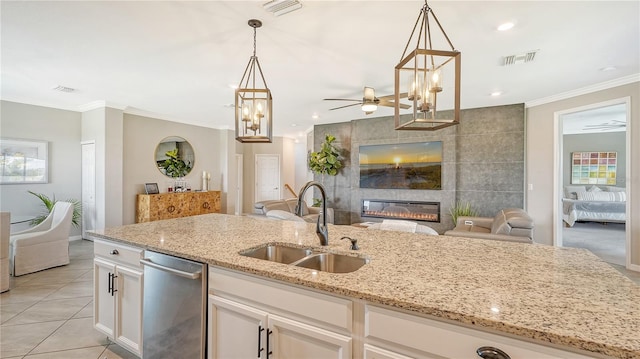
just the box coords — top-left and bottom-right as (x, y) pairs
(394, 1), (461, 131)
(235, 19), (273, 143)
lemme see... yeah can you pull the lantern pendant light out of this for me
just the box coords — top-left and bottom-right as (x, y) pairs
(394, 1), (461, 131)
(235, 19), (273, 143)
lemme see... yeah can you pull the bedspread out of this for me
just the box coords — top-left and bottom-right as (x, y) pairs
(562, 199), (626, 227)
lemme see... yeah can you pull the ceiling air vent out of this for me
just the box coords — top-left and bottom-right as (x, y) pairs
(52, 85), (75, 93)
(263, 0), (302, 17)
(502, 50), (538, 66)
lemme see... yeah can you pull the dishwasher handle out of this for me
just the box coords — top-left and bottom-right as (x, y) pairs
(140, 258), (201, 279)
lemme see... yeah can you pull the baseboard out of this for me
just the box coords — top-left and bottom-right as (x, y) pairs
(69, 235), (83, 242)
(627, 263), (640, 272)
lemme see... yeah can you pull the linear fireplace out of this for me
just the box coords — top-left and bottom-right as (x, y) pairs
(362, 200), (440, 223)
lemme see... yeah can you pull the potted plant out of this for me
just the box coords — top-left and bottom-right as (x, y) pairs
(308, 134), (343, 183)
(28, 190), (82, 228)
(449, 200), (477, 225)
(159, 148), (192, 178)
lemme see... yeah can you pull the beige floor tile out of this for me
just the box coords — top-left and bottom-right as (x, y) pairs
(44, 281), (93, 301)
(29, 317), (109, 354)
(0, 301), (37, 325)
(72, 300), (93, 319)
(63, 259), (94, 271)
(0, 284), (62, 305)
(0, 320), (65, 358)
(72, 270), (94, 283)
(2, 297), (92, 326)
(23, 345), (106, 359)
(101, 344), (139, 359)
(18, 269), (89, 286)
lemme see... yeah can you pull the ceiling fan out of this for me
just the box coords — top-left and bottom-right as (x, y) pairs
(582, 119), (626, 131)
(324, 87), (410, 115)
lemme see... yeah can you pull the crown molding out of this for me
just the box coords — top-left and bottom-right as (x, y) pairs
(525, 74), (640, 108)
(76, 100), (127, 112)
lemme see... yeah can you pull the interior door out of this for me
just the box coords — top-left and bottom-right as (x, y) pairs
(255, 154), (280, 203)
(81, 141), (96, 239)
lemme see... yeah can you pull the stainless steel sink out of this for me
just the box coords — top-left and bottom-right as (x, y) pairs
(240, 244), (312, 264)
(240, 244), (368, 273)
(292, 253), (369, 273)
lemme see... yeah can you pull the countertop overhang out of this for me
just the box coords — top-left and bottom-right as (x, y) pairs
(89, 213), (640, 358)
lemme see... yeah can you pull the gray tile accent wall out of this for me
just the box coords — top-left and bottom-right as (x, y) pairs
(313, 103), (525, 232)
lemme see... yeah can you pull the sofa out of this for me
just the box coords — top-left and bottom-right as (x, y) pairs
(253, 198), (334, 224)
(444, 208), (534, 243)
(562, 185), (626, 227)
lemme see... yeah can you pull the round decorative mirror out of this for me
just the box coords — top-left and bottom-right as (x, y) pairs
(155, 136), (194, 178)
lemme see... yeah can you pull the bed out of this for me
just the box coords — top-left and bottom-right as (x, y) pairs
(562, 185), (626, 227)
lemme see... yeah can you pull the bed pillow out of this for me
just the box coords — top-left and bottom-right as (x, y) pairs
(564, 185), (586, 199)
(604, 186), (625, 192)
(587, 185), (602, 192)
(576, 191), (626, 202)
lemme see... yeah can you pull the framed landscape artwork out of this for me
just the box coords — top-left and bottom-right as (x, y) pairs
(359, 141), (442, 189)
(0, 138), (48, 184)
(570, 151), (617, 185)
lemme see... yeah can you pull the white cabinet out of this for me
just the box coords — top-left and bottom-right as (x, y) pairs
(208, 267), (352, 359)
(364, 305), (595, 359)
(93, 239), (143, 357)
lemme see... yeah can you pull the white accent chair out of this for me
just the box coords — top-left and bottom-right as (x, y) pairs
(10, 202), (73, 276)
(1, 212), (10, 292)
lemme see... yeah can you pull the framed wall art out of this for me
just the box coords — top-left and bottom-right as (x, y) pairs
(570, 151), (616, 185)
(0, 138), (48, 184)
(359, 141), (442, 190)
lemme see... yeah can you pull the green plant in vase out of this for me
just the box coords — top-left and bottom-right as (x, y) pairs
(160, 148), (192, 178)
(28, 191), (82, 228)
(308, 134), (343, 182)
(449, 200), (478, 225)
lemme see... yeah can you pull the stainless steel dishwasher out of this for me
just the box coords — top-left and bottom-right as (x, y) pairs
(140, 250), (207, 359)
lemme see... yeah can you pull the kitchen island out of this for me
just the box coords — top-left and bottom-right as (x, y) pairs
(89, 213), (640, 358)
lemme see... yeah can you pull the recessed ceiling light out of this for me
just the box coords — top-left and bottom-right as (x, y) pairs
(311, 113), (319, 119)
(491, 91), (502, 97)
(497, 22), (515, 31)
(52, 85), (75, 93)
(291, 123), (297, 127)
(600, 66), (617, 72)
(223, 103), (235, 108)
(228, 84), (238, 89)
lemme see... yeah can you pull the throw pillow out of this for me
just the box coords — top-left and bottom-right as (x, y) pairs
(564, 185), (586, 199)
(604, 186), (625, 192)
(576, 191), (626, 202)
(587, 185), (602, 192)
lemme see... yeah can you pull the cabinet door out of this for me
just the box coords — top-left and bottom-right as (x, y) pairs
(93, 258), (116, 337)
(364, 344), (415, 359)
(269, 314), (352, 359)
(208, 295), (268, 359)
(115, 265), (143, 356)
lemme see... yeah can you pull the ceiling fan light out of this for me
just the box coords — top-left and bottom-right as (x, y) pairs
(361, 103), (378, 112)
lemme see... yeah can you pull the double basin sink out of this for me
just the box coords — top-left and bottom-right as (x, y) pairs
(240, 243), (368, 273)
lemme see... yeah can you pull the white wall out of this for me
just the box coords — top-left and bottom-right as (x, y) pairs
(526, 81), (639, 267)
(122, 113), (225, 224)
(0, 101), (82, 236)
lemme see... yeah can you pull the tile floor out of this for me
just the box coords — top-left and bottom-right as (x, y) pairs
(0, 240), (136, 359)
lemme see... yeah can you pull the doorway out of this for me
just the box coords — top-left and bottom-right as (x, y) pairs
(255, 154), (281, 203)
(554, 98), (630, 267)
(81, 141), (96, 239)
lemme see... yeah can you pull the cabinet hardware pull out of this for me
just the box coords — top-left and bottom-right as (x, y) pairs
(257, 325), (265, 358)
(111, 275), (118, 295)
(107, 273), (112, 294)
(203, 202), (210, 209)
(476, 346), (511, 359)
(110, 249), (119, 255)
(167, 205), (176, 213)
(266, 328), (273, 357)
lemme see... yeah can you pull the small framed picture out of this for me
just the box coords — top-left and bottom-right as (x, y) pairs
(145, 183), (159, 194)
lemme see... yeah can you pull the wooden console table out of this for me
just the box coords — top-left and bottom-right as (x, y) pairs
(136, 191), (221, 223)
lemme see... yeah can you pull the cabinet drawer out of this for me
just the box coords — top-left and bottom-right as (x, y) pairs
(365, 305), (594, 359)
(94, 239), (143, 268)
(209, 267), (352, 333)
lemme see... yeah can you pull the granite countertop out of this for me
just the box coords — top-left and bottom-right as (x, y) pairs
(89, 214), (640, 358)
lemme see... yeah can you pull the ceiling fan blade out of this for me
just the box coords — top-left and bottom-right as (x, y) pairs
(363, 87), (376, 101)
(378, 100), (411, 109)
(323, 98), (362, 102)
(329, 103), (363, 111)
(378, 92), (408, 100)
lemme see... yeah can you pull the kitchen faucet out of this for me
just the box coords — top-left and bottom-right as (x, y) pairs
(296, 181), (328, 246)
